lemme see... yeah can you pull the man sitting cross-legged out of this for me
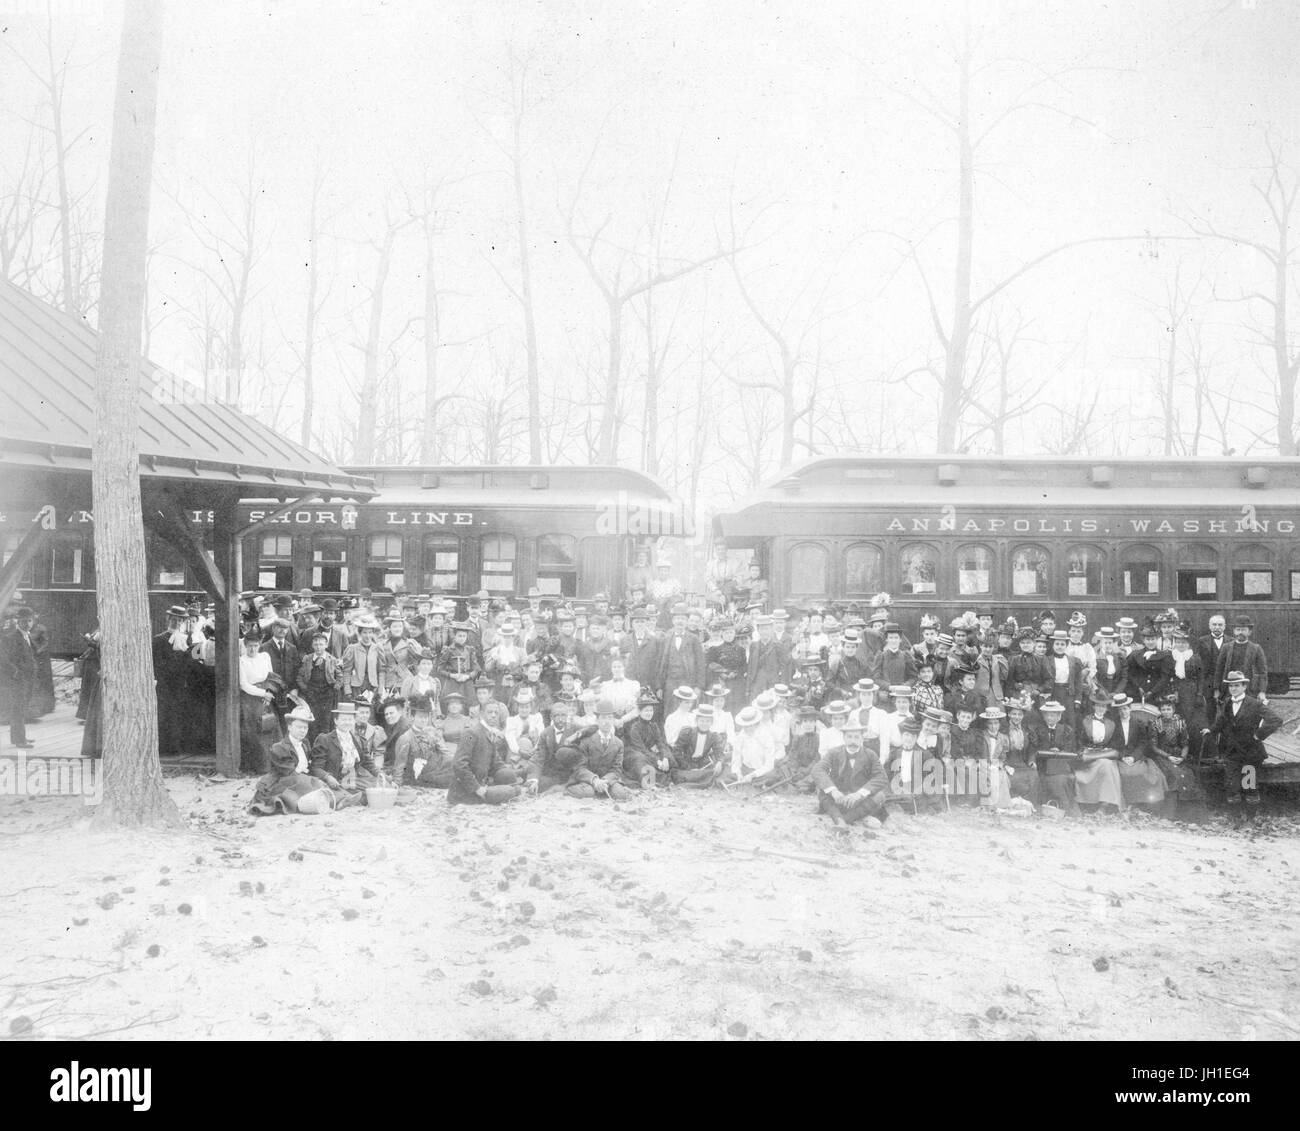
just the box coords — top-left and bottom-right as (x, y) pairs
(525, 696), (596, 795)
(447, 701), (522, 805)
(566, 698), (633, 800)
(810, 717), (889, 832)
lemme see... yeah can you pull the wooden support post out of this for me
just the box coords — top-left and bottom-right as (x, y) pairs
(144, 487), (227, 603)
(212, 492), (242, 776)
(0, 506), (55, 614)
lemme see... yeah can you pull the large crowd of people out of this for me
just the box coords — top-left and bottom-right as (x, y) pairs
(205, 555), (1283, 823)
(4, 551), (1284, 826)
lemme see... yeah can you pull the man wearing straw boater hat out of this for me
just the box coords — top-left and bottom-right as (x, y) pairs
(1205, 669), (1281, 811)
(810, 717), (889, 833)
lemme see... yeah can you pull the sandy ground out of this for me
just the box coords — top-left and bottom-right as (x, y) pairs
(2, 774), (1299, 1043)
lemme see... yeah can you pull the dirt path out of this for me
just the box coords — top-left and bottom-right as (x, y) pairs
(2, 781), (1298, 1041)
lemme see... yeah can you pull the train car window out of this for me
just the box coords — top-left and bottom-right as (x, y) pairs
(1291, 570), (1300, 601)
(1065, 545), (1104, 597)
(481, 534), (517, 593)
(421, 535), (460, 592)
(50, 533), (92, 587)
(956, 543), (993, 596)
(536, 534), (578, 598)
(311, 536), (349, 592)
(1176, 544), (1218, 601)
(258, 534), (294, 590)
(1120, 543), (1161, 597)
(788, 542), (829, 596)
(899, 543), (937, 596)
(366, 534), (405, 592)
(2, 532), (36, 587)
(1231, 543), (1273, 601)
(1010, 545), (1049, 597)
(844, 544), (883, 595)
(152, 534), (190, 588)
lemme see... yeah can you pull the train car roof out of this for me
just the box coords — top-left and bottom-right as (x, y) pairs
(336, 464), (677, 508)
(719, 455), (1300, 530)
(0, 279), (374, 499)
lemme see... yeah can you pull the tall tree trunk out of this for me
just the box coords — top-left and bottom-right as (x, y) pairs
(91, 0), (181, 829)
(1274, 242), (1296, 455)
(513, 112), (542, 463)
(643, 289), (659, 475)
(938, 21), (974, 454)
(421, 227), (441, 463)
(46, 14), (75, 314)
(598, 295), (622, 463)
(1163, 323), (1178, 456)
(301, 180), (321, 449)
(354, 227), (397, 463)
(780, 351), (796, 467)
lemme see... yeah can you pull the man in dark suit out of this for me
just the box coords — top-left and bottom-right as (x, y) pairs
(1212, 615), (1268, 709)
(746, 615), (790, 701)
(1207, 670), (1281, 808)
(309, 701), (379, 792)
(1029, 700), (1079, 815)
(448, 702), (521, 805)
(657, 603), (706, 702)
(1196, 613), (1228, 721)
(259, 617), (300, 738)
(1, 607), (37, 748)
(810, 718), (889, 829)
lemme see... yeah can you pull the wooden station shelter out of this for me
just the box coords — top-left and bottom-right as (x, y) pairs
(0, 278), (375, 775)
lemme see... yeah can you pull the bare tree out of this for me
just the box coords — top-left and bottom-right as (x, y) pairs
(296, 160), (334, 449)
(6, 4), (99, 314)
(0, 120), (53, 289)
(352, 206), (416, 463)
(91, 0), (180, 829)
(165, 158), (270, 406)
(1188, 136), (1300, 454)
(565, 135), (731, 464)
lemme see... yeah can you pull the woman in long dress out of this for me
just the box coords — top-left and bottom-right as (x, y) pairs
(979, 706), (1012, 808)
(1074, 693), (1125, 811)
(1002, 700), (1039, 805)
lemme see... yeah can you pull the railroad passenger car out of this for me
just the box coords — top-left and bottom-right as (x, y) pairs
(715, 456), (1300, 688)
(4, 464), (680, 654)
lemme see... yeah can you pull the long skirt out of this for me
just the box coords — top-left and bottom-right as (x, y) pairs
(1075, 757), (1125, 806)
(80, 678), (103, 759)
(1116, 756), (1166, 805)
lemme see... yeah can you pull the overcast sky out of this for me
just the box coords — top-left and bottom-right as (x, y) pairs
(2, 0), (1297, 504)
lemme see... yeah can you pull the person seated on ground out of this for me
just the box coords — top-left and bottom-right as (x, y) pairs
(394, 695), (456, 788)
(447, 701), (521, 805)
(670, 702), (728, 788)
(505, 684), (546, 773)
(1074, 690), (1126, 814)
(979, 706), (1012, 809)
(1002, 698), (1040, 806)
(252, 704), (358, 814)
(526, 697), (595, 795)
(752, 689), (785, 758)
(1030, 699), (1080, 816)
(623, 692), (670, 789)
(1103, 693), (1155, 814)
(771, 684), (795, 746)
(819, 698), (851, 754)
(728, 705), (778, 785)
(309, 700), (380, 798)
(811, 718), (889, 833)
(663, 685), (699, 745)
(849, 678), (901, 756)
(566, 699), (632, 800)
(766, 704), (822, 791)
(373, 695), (411, 779)
(945, 664), (985, 720)
(945, 704), (985, 806)
(438, 690), (470, 755)
(705, 681), (736, 749)
(890, 715), (923, 796)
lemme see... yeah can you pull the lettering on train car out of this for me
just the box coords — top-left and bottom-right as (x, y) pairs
(881, 505), (1295, 536)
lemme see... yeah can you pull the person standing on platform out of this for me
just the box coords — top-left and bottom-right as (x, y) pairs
(1, 607), (38, 749)
(153, 605), (195, 756)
